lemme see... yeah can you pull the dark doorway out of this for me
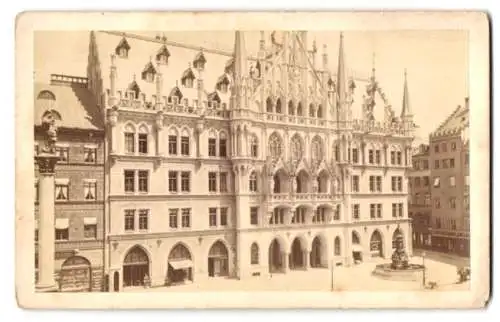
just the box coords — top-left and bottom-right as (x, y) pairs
(167, 243), (193, 285)
(208, 241), (229, 277)
(113, 271), (119, 292)
(122, 246), (149, 287)
(290, 238), (306, 270)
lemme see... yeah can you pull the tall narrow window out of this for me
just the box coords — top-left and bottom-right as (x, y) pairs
(124, 209), (135, 231)
(181, 208), (191, 228)
(352, 204), (360, 220)
(169, 209), (178, 228)
(84, 181), (96, 200)
(368, 149), (374, 164)
(83, 147), (97, 163)
(376, 176), (382, 192)
(125, 133), (135, 153)
(220, 207), (228, 226)
(83, 220), (97, 239)
(168, 135), (177, 155)
(208, 172), (217, 192)
(138, 170), (149, 193)
(397, 177), (402, 192)
(55, 183), (69, 201)
(370, 204), (376, 219)
(219, 172), (228, 193)
(352, 175), (359, 192)
(376, 204), (382, 218)
(219, 136), (227, 157)
(334, 145), (340, 162)
(375, 150), (381, 164)
(392, 203), (397, 218)
(398, 203), (403, 217)
(450, 158), (455, 168)
(390, 151), (396, 165)
(124, 170), (135, 192)
(251, 243), (259, 265)
(181, 136), (190, 156)
(251, 136), (258, 158)
(138, 134), (148, 154)
(369, 176), (375, 192)
(249, 172), (258, 192)
(208, 138), (217, 157)
(250, 207), (258, 225)
(181, 171), (190, 192)
(352, 148), (359, 163)
(168, 171), (178, 192)
(396, 151), (402, 165)
(209, 208), (217, 227)
(138, 209), (149, 230)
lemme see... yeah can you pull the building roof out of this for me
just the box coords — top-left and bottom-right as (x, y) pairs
(34, 77), (104, 131)
(431, 97), (469, 138)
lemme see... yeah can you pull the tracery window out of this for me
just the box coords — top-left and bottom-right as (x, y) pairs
(268, 133), (282, 160)
(311, 136), (323, 162)
(290, 134), (303, 162)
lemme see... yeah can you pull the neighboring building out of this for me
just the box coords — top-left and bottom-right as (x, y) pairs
(34, 75), (105, 291)
(408, 144), (432, 250)
(429, 98), (470, 257)
(85, 30), (415, 291)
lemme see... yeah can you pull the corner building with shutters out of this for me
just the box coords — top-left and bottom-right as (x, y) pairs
(85, 30), (416, 291)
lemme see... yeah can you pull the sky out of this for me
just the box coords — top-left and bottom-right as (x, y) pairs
(34, 30), (468, 144)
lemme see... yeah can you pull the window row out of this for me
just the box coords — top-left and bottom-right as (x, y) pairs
(432, 176), (456, 189)
(34, 145), (97, 164)
(433, 197), (457, 209)
(124, 170), (149, 193)
(369, 204), (383, 219)
(124, 209), (150, 231)
(35, 217), (97, 241)
(391, 203), (404, 218)
(410, 176), (430, 187)
(265, 98), (324, 119)
(412, 159), (429, 170)
(434, 158), (455, 169)
(434, 141), (457, 153)
(169, 208), (191, 229)
(412, 193), (431, 206)
(209, 207), (229, 227)
(168, 171), (192, 192)
(434, 217), (458, 230)
(35, 180), (97, 202)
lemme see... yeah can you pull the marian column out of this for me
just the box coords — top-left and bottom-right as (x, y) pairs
(35, 113), (60, 292)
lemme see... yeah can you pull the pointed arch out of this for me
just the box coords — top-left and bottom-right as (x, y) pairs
(317, 104), (323, 118)
(122, 245), (151, 287)
(334, 236), (342, 256)
(37, 90), (56, 100)
(268, 132), (283, 161)
(288, 100), (295, 115)
(250, 134), (259, 158)
(137, 123), (149, 134)
(352, 230), (361, 245)
(276, 98), (282, 114)
(297, 101), (303, 116)
(249, 171), (258, 192)
(266, 97), (273, 113)
(309, 103), (316, 117)
(370, 229), (384, 257)
(311, 135), (324, 162)
(290, 133), (304, 162)
(250, 242), (259, 265)
(124, 122), (136, 133)
(208, 240), (229, 277)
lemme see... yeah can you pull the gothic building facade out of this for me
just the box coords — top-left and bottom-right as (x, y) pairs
(85, 30), (415, 290)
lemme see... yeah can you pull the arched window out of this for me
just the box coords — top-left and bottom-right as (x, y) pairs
(297, 102), (303, 116)
(249, 171), (258, 192)
(266, 97), (273, 113)
(288, 100), (295, 115)
(309, 103), (316, 117)
(251, 243), (259, 265)
(37, 90), (56, 100)
(290, 134), (303, 162)
(268, 132), (283, 161)
(352, 231), (360, 244)
(334, 237), (341, 256)
(317, 104), (323, 118)
(250, 135), (258, 158)
(334, 144), (340, 162)
(276, 98), (282, 114)
(124, 124), (136, 153)
(138, 124), (149, 154)
(311, 135), (323, 162)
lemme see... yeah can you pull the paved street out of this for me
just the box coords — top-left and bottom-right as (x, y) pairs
(125, 255), (470, 292)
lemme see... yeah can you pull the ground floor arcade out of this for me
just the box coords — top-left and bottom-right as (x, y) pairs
(106, 221), (411, 291)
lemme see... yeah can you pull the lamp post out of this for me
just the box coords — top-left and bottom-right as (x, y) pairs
(422, 251), (426, 287)
(330, 258), (334, 291)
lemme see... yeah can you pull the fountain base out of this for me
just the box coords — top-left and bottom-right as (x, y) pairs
(372, 263), (425, 282)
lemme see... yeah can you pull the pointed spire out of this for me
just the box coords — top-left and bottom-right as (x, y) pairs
(401, 69), (412, 117)
(233, 30), (248, 81)
(371, 52), (376, 79)
(336, 32), (346, 103)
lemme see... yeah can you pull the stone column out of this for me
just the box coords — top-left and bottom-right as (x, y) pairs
(155, 111), (164, 156)
(282, 252), (289, 273)
(107, 107), (119, 154)
(303, 251), (310, 269)
(195, 119), (205, 158)
(35, 154), (59, 292)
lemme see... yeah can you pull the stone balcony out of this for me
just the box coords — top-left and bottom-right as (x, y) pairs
(268, 192), (341, 206)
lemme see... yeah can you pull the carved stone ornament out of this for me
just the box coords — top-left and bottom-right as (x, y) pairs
(35, 154), (60, 175)
(155, 110), (164, 129)
(107, 106), (119, 127)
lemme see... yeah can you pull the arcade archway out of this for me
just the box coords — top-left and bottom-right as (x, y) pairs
(167, 243), (194, 285)
(123, 245), (150, 287)
(290, 237), (307, 270)
(370, 230), (384, 257)
(208, 240), (229, 277)
(59, 256), (92, 292)
(268, 238), (286, 273)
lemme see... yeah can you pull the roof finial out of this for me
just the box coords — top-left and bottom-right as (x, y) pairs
(176, 80), (178, 87)
(133, 74), (136, 82)
(404, 68), (407, 80)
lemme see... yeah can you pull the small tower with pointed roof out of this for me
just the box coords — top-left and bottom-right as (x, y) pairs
(401, 69), (414, 136)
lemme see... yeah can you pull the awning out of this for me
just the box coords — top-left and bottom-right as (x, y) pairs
(55, 178), (70, 185)
(55, 218), (69, 229)
(83, 178), (97, 183)
(83, 217), (97, 225)
(352, 245), (363, 252)
(169, 260), (193, 270)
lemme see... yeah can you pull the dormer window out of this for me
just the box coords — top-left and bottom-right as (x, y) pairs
(141, 62), (156, 83)
(169, 86), (183, 105)
(128, 81), (141, 99)
(156, 45), (170, 65)
(181, 67), (196, 88)
(193, 51), (207, 70)
(208, 92), (221, 108)
(216, 74), (230, 93)
(327, 77), (335, 90)
(115, 37), (131, 59)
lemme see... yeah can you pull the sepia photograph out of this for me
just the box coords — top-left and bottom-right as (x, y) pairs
(15, 11), (490, 309)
